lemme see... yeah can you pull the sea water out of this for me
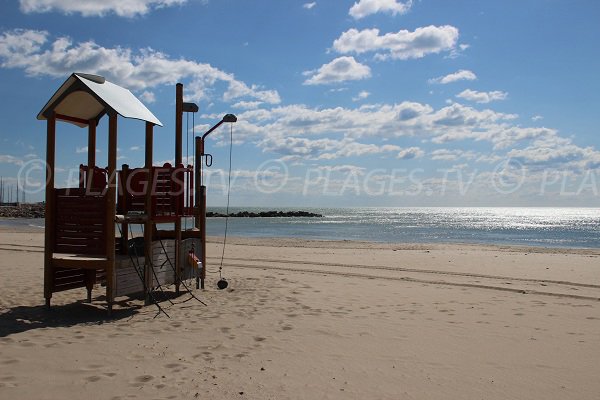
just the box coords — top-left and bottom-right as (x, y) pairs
(203, 207), (600, 248)
(2, 207), (599, 248)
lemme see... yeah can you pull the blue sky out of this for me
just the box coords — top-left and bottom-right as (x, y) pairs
(1, 0), (599, 207)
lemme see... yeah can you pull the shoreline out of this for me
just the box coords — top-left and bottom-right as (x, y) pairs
(3, 219), (599, 252)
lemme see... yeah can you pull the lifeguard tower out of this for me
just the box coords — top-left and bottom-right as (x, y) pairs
(38, 73), (233, 314)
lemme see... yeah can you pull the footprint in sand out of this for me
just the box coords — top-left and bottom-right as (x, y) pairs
(165, 363), (186, 372)
(134, 375), (154, 383)
(85, 375), (102, 382)
(0, 375), (17, 388)
(253, 336), (266, 342)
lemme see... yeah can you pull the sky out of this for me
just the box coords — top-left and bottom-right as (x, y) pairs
(0, 0), (599, 207)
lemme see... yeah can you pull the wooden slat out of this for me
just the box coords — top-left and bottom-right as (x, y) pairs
(52, 253), (108, 269)
(56, 215), (104, 223)
(55, 244), (104, 252)
(56, 226), (103, 232)
(54, 270), (86, 279)
(54, 242), (104, 252)
(52, 282), (85, 293)
(52, 237), (94, 245)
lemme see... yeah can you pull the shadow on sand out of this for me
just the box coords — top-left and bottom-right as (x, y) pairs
(0, 289), (200, 337)
(0, 299), (141, 337)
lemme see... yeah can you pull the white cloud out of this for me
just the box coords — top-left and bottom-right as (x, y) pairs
(140, 90), (156, 104)
(504, 134), (600, 170)
(397, 147), (424, 159)
(428, 69), (477, 84)
(232, 100), (600, 182)
(430, 149), (477, 161)
(259, 134), (401, 161)
(303, 2), (316, 9)
(130, 146), (141, 151)
(76, 146), (100, 153)
(0, 155), (25, 166)
(19, 0), (188, 18)
(352, 91), (370, 101)
(333, 26), (459, 60)
(317, 165), (366, 175)
(349, 0), (412, 19)
(456, 89), (508, 104)
(0, 29), (281, 105)
(303, 56), (371, 85)
(234, 101), (434, 142)
(232, 101), (263, 110)
(532, 115), (543, 121)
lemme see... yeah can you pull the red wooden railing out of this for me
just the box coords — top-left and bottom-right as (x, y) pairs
(117, 163), (194, 222)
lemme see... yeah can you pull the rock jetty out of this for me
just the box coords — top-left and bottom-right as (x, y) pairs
(207, 210), (323, 218)
(0, 203), (45, 218)
(0, 203), (323, 219)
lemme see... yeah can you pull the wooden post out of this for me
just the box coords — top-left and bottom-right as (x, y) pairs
(200, 185), (206, 289)
(120, 164), (129, 255)
(86, 120), (96, 193)
(144, 122), (154, 305)
(195, 137), (202, 289)
(175, 83), (183, 165)
(87, 121), (96, 167)
(194, 137), (202, 229)
(174, 83), (183, 294)
(105, 112), (118, 315)
(44, 113), (56, 308)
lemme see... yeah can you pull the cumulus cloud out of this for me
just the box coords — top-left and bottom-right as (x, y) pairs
(0, 29), (281, 105)
(303, 56), (371, 85)
(397, 146), (424, 159)
(228, 99), (600, 178)
(352, 91), (370, 101)
(428, 69), (476, 84)
(0, 155), (25, 166)
(232, 101), (263, 110)
(456, 89), (508, 104)
(303, 2), (316, 9)
(232, 101), (435, 144)
(505, 134), (600, 170)
(349, 0), (412, 19)
(317, 164), (366, 175)
(139, 90), (156, 103)
(333, 25), (459, 61)
(430, 149), (477, 161)
(19, 0), (188, 18)
(260, 134), (401, 161)
(76, 146), (101, 154)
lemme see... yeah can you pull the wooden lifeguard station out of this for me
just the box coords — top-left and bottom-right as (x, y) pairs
(38, 73), (216, 314)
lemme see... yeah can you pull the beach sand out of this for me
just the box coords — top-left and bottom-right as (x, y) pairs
(0, 228), (599, 399)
